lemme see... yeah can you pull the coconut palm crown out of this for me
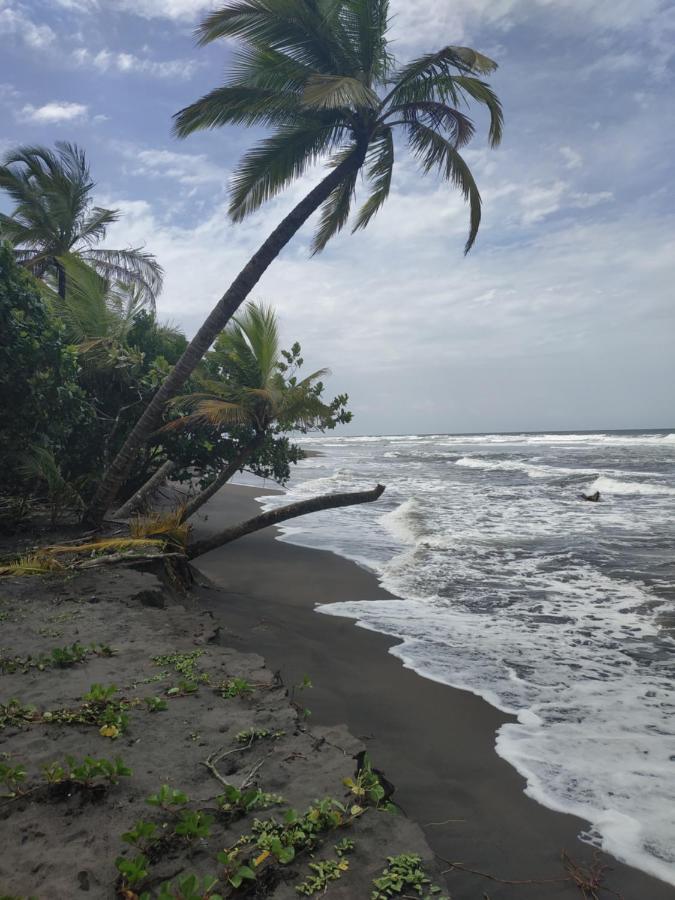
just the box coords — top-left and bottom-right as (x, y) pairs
(169, 301), (339, 435)
(174, 0), (503, 253)
(0, 142), (163, 303)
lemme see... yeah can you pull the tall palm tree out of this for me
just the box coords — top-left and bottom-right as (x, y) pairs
(166, 301), (335, 520)
(86, 0), (503, 524)
(0, 142), (163, 303)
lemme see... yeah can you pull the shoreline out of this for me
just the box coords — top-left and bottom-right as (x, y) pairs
(192, 483), (673, 899)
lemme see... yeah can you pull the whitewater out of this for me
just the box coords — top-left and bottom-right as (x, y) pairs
(248, 430), (675, 885)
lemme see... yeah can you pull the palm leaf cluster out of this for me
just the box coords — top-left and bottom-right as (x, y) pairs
(168, 301), (332, 434)
(0, 142), (163, 303)
(175, 0), (503, 253)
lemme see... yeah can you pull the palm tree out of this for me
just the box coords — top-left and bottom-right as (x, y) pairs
(165, 301), (335, 520)
(86, 0), (503, 524)
(0, 142), (163, 303)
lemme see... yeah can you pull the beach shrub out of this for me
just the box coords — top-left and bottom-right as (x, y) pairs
(0, 242), (93, 501)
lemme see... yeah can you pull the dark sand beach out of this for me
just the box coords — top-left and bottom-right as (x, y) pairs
(192, 484), (674, 900)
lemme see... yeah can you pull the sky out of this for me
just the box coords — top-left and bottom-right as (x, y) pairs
(1, 0), (674, 436)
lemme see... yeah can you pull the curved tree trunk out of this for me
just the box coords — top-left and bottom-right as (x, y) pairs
(114, 459), (176, 519)
(188, 483), (385, 559)
(84, 146), (368, 527)
(180, 433), (266, 523)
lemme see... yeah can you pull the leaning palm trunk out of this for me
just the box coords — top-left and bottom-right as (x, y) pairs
(114, 459), (177, 519)
(180, 433), (266, 523)
(188, 483), (385, 559)
(84, 147), (367, 527)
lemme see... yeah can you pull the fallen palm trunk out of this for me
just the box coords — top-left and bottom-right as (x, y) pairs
(114, 459), (177, 520)
(187, 484), (385, 559)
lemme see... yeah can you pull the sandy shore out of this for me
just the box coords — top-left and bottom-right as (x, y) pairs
(192, 484), (673, 900)
(0, 553), (444, 897)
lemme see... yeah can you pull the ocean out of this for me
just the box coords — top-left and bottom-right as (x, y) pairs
(244, 430), (675, 886)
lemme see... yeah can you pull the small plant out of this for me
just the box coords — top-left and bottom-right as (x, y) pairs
(66, 755), (132, 787)
(0, 760), (27, 796)
(295, 859), (349, 895)
(167, 679), (199, 696)
(146, 783), (189, 810)
(217, 784), (283, 815)
(236, 727), (284, 744)
(175, 809), (214, 842)
(219, 678), (252, 699)
(0, 699), (38, 730)
(156, 873), (223, 900)
(122, 820), (159, 850)
(290, 674), (313, 719)
(344, 753), (394, 811)
(371, 854), (447, 899)
(50, 642), (87, 667)
(115, 853), (150, 887)
(335, 837), (355, 857)
(217, 849), (256, 889)
(42, 761), (66, 784)
(144, 696), (168, 712)
(83, 683), (117, 702)
(153, 650), (208, 685)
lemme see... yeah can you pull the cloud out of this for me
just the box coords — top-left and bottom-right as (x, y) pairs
(560, 146), (582, 170)
(0, 2), (55, 48)
(72, 47), (197, 79)
(118, 146), (229, 187)
(58, 0), (216, 19)
(19, 101), (88, 123)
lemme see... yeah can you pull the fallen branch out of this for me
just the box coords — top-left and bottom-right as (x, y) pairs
(438, 849), (623, 899)
(188, 483), (386, 559)
(201, 739), (254, 789)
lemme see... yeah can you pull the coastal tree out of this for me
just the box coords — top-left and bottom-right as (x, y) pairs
(86, 0), (503, 525)
(0, 142), (163, 303)
(162, 301), (350, 521)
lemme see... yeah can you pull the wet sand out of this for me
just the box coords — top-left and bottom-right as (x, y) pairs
(192, 483), (674, 900)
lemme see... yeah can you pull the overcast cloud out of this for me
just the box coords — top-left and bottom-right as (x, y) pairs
(1, 0), (673, 434)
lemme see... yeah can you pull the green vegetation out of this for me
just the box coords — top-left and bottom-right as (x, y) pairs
(219, 677), (253, 699)
(296, 858), (349, 895)
(0, 760), (27, 796)
(88, 0), (502, 524)
(371, 854), (448, 899)
(146, 784), (189, 811)
(156, 873), (222, 900)
(217, 783), (284, 815)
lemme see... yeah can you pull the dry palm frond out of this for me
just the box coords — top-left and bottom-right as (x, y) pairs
(0, 553), (66, 577)
(129, 507), (190, 550)
(45, 537), (166, 555)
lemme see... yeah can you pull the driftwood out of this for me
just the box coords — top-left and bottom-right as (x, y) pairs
(188, 483), (385, 559)
(115, 460), (176, 519)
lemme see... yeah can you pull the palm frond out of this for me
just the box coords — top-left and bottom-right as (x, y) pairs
(407, 122), (482, 253)
(228, 119), (347, 221)
(452, 75), (503, 148)
(78, 206), (119, 247)
(302, 74), (379, 110)
(129, 508), (190, 550)
(352, 128), (393, 231)
(311, 145), (360, 254)
(82, 247), (163, 307)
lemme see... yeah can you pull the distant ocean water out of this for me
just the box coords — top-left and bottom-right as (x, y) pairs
(244, 430), (675, 885)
